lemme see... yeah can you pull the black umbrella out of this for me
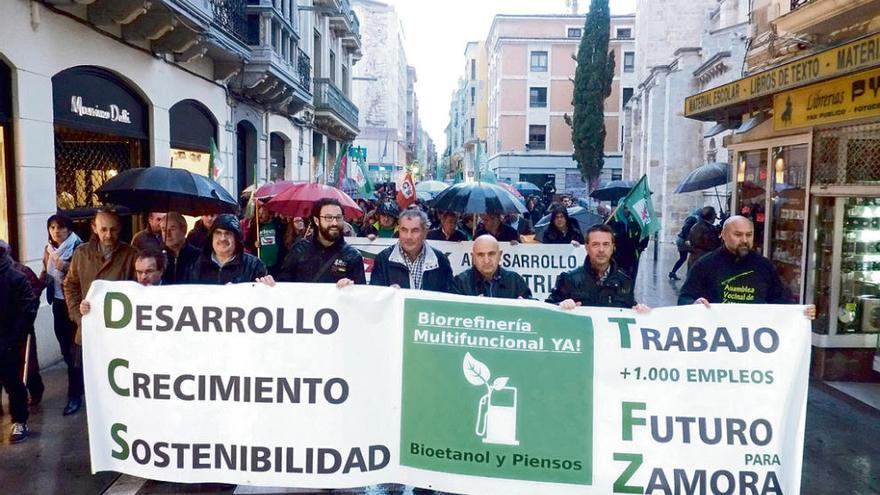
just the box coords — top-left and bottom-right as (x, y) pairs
(533, 206), (604, 240)
(96, 167), (239, 216)
(590, 180), (636, 202)
(431, 182), (528, 215)
(674, 162), (730, 193)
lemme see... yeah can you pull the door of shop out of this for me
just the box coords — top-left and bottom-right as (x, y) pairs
(731, 135), (811, 304)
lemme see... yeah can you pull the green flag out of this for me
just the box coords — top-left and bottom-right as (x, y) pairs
(621, 175), (659, 240)
(208, 138), (223, 180)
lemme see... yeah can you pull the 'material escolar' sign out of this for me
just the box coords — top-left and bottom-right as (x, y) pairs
(83, 281), (811, 494)
(685, 32), (880, 118)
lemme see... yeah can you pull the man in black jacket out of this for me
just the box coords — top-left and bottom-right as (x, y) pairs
(687, 206), (721, 269)
(267, 198), (366, 287)
(452, 235), (531, 299)
(547, 224), (649, 311)
(161, 212), (199, 285)
(370, 207), (453, 292)
(679, 216), (816, 319)
(0, 240), (37, 443)
(189, 214), (267, 284)
(427, 211), (469, 242)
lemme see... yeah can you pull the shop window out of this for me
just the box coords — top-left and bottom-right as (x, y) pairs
(169, 100), (217, 178)
(769, 144), (808, 303)
(0, 126), (8, 242)
(735, 149), (767, 254)
(270, 132), (287, 182)
(839, 198), (880, 333)
(530, 51), (548, 72)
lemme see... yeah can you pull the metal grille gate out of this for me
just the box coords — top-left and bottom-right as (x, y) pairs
(54, 127), (143, 212)
(812, 123), (880, 185)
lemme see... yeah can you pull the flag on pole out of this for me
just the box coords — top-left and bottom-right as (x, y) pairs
(209, 138), (223, 180)
(334, 144), (349, 189)
(396, 170), (416, 209)
(318, 142), (327, 184)
(353, 160), (373, 196)
(620, 175), (660, 240)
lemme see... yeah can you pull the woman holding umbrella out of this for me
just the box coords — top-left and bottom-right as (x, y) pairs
(541, 204), (585, 245)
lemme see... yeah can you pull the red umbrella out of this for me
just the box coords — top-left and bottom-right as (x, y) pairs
(498, 182), (524, 200)
(265, 183), (364, 218)
(254, 180), (305, 199)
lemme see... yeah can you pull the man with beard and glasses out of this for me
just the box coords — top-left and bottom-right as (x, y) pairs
(679, 216), (816, 319)
(260, 198), (365, 287)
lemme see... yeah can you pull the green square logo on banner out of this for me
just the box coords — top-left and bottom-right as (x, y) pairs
(399, 299), (594, 485)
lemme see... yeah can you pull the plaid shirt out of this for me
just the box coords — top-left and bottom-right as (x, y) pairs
(402, 244), (428, 290)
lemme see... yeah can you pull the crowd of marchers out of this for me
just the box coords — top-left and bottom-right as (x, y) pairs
(0, 192), (814, 446)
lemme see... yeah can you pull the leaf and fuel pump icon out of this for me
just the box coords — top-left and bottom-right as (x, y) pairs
(463, 352), (520, 446)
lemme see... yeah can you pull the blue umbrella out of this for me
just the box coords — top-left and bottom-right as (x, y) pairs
(674, 162), (730, 193)
(513, 181), (542, 195)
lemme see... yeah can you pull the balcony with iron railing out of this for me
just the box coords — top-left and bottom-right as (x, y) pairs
(210, 0), (248, 45)
(790, 0), (813, 10)
(314, 78), (359, 133)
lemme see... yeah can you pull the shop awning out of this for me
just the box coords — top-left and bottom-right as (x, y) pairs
(735, 112), (768, 134)
(703, 121), (739, 138)
(684, 31), (880, 122)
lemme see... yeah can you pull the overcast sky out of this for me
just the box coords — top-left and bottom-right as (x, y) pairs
(379, 0), (637, 151)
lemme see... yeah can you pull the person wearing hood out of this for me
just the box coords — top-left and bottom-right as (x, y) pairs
(541, 203), (585, 245)
(189, 214), (267, 284)
(547, 224), (649, 312)
(362, 202), (400, 239)
(63, 209), (136, 416)
(0, 240), (38, 443)
(687, 206), (721, 269)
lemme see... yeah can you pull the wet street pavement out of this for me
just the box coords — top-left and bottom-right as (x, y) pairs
(2, 242), (878, 494)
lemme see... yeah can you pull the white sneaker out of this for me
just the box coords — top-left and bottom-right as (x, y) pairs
(9, 422), (28, 443)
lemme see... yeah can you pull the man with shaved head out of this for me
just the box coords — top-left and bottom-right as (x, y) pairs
(679, 215), (816, 319)
(451, 234), (532, 299)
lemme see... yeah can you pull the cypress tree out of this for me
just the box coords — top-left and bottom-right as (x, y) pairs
(571, 0), (615, 183)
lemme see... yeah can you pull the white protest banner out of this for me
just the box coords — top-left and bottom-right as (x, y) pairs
(348, 237), (585, 301)
(83, 281), (810, 494)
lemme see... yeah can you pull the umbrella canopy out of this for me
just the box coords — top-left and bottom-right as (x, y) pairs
(264, 183), (363, 219)
(254, 180), (304, 199)
(513, 181), (541, 195)
(533, 206), (604, 240)
(589, 180), (637, 202)
(96, 167), (238, 216)
(674, 162), (730, 194)
(498, 182), (524, 200)
(416, 180), (450, 196)
(430, 182), (527, 215)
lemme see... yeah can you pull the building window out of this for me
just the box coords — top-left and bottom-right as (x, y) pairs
(612, 169), (623, 180)
(528, 125), (546, 150)
(616, 28), (633, 39)
(530, 51), (548, 72)
(470, 118), (475, 137)
(329, 50), (336, 84)
(471, 87), (476, 106)
(623, 52), (635, 72)
(622, 87), (634, 106)
(529, 87), (547, 108)
(567, 28), (582, 38)
(471, 59), (476, 80)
